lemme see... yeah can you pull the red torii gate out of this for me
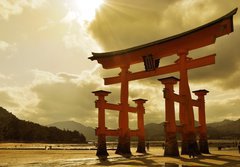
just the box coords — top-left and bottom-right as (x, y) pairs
(89, 8), (237, 157)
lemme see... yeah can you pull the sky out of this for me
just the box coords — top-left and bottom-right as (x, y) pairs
(0, 0), (240, 129)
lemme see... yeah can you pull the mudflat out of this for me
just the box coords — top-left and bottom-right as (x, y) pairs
(0, 143), (239, 166)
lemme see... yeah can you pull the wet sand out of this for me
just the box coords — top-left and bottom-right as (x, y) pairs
(0, 144), (239, 166)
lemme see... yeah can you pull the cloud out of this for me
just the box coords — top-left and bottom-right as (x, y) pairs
(0, 85), (38, 123)
(206, 97), (240, 123)
(62, 25), (101, 55)
(0, 69), (102, 127)
(0, 73), (11, 80)
(88, 0), (238, 51)
(220, 69), (240, 89)
(189, 25), (240, 88)
(24, 69), (102, 126)
(0, 41), (17, 58)
(0, 0), (46, 20)
(88, 0), (176, 51)
(0, 40), (9, 50)
(0, 90), (19, 108)
(0, 0), (100, 83)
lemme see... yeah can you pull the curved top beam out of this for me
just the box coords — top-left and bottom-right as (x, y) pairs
(89, 8), (237, 69)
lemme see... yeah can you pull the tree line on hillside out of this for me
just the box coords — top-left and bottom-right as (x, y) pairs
(0, 107), (86, 143)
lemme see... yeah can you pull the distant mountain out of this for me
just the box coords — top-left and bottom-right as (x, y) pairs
(145, 123), (165, 141)
(207, 119), (239, 128)
(48, 121), (96, 141)
(145, 119), (240, 140)
(207, 119), (240, 139)
(0, 107), (86, 143)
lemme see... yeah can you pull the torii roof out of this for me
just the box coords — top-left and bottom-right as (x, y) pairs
(89, 8), (238, 69)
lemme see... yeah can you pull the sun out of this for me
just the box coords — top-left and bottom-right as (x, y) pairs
(72, 0), (104, 24)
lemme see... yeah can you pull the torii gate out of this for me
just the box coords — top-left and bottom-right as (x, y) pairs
(89, 8), (237, 156)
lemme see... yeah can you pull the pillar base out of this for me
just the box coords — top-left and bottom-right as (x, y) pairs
(181, 140), (189, 155)
(164, 133), (179, 157)
(96, 135), (109, 157)
(136, 139), (146, 153)
(181, 133), (200, 155)
(115, 135), (131, 155)
(199, 139), (210, 154)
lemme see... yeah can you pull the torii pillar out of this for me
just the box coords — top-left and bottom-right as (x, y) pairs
(92, 90), (111, 157)
(159, 77), (179, 156)
(134, 99), (147, 153)
(178, 50), (200, 155)
(193, 89), (210, 154)
(116, 64), (131, 155)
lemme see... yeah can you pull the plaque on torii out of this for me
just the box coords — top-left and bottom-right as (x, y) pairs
(89, 8), (237, 157)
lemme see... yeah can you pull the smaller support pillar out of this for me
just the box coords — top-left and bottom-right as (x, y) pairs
(193, 89), (210, 154)
(134, 99), (147, 153)
(92, 90), (111, 158)
(158, 77), (180, 157)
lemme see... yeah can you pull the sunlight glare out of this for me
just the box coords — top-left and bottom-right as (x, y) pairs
(72, 0), (104, 24)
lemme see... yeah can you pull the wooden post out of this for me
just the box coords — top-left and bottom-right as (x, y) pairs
(116, 65), (132, 155)
(193, 89), (210, 154)
(177, 50), (200, 155)
(158, 77), (179, 157)
(134, 99), (147, 153)
(92, 90), (111, 157)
